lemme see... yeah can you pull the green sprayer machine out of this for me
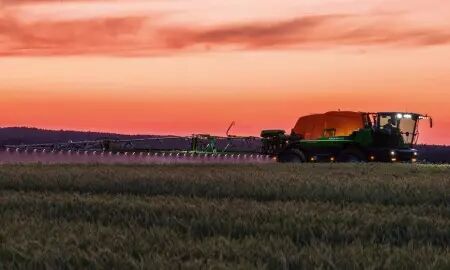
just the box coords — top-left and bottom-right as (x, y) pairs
(1, 111), (432, 164)
(264, 111), (432, 163)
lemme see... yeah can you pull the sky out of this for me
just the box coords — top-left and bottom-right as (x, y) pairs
(0, 0), (449, 144)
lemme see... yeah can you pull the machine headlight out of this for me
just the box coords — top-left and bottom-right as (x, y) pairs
(413, 151), (418, 156)
(390, 150), (396, 156)
(396, 113), (403, 119)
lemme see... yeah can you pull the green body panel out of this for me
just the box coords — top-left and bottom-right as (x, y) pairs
(297, 137), (352, 148)
(294, 128), (373, 149)
(352, 128), (373, 147)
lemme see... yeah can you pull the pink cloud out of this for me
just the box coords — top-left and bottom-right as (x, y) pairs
(0, 15), (151, 56)
(190, 15), (450, 48)
(1, 9), (449, 56)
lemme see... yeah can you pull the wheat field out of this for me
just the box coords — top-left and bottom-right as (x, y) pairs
(0, 163), (449, 269)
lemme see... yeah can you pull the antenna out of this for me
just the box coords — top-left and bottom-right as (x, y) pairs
(226, 121), (235, 137)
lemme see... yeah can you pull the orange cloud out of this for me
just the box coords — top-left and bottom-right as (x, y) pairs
(189, 16), (450, 48)
(1, 7), (450, 56)
(0, 16), (150, 56)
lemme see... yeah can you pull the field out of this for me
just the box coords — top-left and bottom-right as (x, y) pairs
(0, 164), (449, 269)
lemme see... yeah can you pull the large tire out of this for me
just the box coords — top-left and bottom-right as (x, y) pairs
(277, 149), (306, 163)
(337, 147), (367, 163)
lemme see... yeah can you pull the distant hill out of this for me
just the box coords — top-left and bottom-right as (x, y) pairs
(415, 144), (450, 163)
(0, 127), (150, 146)
(0, 127), (449, 163)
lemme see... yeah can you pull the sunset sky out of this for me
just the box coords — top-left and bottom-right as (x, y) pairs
(1, 0), (449, 144)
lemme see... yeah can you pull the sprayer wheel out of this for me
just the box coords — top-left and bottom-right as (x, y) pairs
(337, 147), (367, 163)
(277, 149), (306, 163)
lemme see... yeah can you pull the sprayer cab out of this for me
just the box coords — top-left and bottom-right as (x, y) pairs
(370, 112), (432, 147)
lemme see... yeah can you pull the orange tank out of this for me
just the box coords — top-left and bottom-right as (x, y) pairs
(292, 111), (365, 139)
